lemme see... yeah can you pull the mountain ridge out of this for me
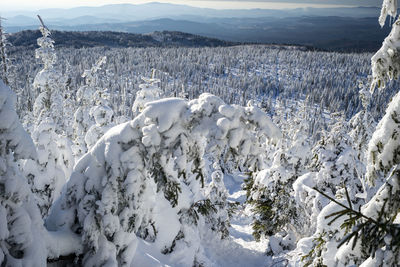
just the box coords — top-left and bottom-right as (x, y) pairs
(6, 30), (241, 51)
(3, 3), (382, 28)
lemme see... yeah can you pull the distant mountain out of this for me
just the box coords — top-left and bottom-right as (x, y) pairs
(3, 3), (382, 29)
(6, 15), (390, 52)
(250, 0), (380, 6)
(7, 30), (238, 51)
(2, 3), (391, 52)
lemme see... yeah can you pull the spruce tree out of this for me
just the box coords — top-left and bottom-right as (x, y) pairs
(0, 17), (9, 86)
(20, 17), (74, 218)
(72, 56), (106, 157)
(0, 79), (47, 266)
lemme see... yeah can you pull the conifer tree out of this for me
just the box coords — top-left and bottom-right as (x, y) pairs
(204, 167), (231, 240)
(245, 101), (311, 247)
(0, 17), (9, 86)
(293, 113), (365, 266)
(84, 84), (114, 150)
(72, 56), (106, 157)
(21, 17), (74, 218)
(132, 69), (163, 116)
(32, 16), (63, 127)
(0, 79), (48, 266)
(348, 81), (376, 163)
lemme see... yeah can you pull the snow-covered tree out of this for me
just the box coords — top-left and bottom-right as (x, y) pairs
(46, 93), (280, 266)
(21, 19), (74, 218)
(32, 17), (64, 129)
(84, 86), (114, 150)
(292, 113), (365, 265)
(21, 119), (74, 217)
(349, 81), (376, 162)
(371, 0), (400, 90)
(0, 17), (10, 86)
(247, 133), (311, 239)
(0, 79), (48, 265)
(245, 100), (312, 250)
(132, 70), (163, 116)
(73, 56), (106, 157)
(204, 166), (231, 240)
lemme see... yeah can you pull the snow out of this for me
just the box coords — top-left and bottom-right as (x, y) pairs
(143, 98), (187, 133)
(372, 15), (400, 90)
(3, 6), (400, 264)
(0, 79), (48, 266)
(367, 90), (400, 185)
(379, 0), (397, 27)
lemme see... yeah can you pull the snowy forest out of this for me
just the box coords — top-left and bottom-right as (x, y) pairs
(2, 0), (400, 266)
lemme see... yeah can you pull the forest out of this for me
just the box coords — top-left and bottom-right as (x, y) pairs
(1, 1), (400, 266)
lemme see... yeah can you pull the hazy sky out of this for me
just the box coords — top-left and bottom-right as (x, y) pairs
(0, 0), (381, 11)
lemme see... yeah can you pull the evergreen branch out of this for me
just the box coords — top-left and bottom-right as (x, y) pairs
(313, 187), (380, 225)
(344, 186), (352, 211)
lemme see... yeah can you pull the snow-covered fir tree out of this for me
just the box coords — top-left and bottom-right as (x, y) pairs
(244, 101), (312, 255)
(348, 81), (376, 163)
(32, 17), (64, 130)
(291, 113), (366, 265)
(0, 79), (48, 266)
(21, 20), (74, 218)
(73, 56), (106, 157)
(46, 93), (281, 266)
(132, 70), (163, 116)
(84, 86), (114, 150)
(0, 18), (10, 86)
(204, 166), (231, 240)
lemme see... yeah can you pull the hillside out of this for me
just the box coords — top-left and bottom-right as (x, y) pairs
(7, 30), (237, 51)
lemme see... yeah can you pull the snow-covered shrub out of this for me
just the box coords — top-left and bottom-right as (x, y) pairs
(46, 93), (280, 266)
(248, 135), (310, 242)
(0, 79), (48, 265)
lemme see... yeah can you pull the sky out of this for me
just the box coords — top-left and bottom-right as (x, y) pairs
(0, 0), (381, 12)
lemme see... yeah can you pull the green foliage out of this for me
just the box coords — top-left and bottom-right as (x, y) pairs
(151, 159), (182, 207)
(249, 181), (298, 241)
(314, 184), (400, 263)
(194, 199), (217, 217)
(301, 233), (327, 267)
(243, 173), (254, 199)
(162, 230), (184, 254)
(164, 180), (182, 208)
